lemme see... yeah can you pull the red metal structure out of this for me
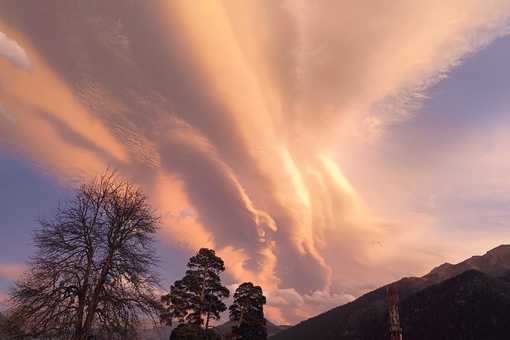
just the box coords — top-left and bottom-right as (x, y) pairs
(387, 284), (402, 340)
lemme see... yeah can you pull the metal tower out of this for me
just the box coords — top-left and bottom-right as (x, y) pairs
(387, 283), (402, 340)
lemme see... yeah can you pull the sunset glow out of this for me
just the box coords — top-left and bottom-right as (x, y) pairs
(1, 1), (510, 324)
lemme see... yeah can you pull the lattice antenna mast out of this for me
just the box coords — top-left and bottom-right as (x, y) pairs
(387, 283), (402, 340)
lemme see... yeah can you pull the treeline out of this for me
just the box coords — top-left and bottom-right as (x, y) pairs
(1, 170), (267, 340)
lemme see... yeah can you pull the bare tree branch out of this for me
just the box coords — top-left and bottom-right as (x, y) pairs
(5, 169), (165, 340)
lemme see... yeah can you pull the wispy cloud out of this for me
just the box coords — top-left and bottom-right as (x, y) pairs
(0, 263), (25, 280)
(0, 103), (16, 124)
(0, 31), (32, 72)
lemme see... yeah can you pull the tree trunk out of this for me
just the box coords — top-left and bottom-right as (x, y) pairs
(73, 247), (94, 340)
(198, 266), (208, 325)
(233, 305), (245, 340)
(81, 249), (114, 338)
(205, 310), (211, 330)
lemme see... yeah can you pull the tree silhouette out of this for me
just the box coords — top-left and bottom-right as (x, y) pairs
(162, 248), (229, 330)
(229, 282), (267, 340)
(5, 170), (164, 340)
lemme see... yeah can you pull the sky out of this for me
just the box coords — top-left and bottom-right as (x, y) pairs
(1, 0), (510, 325)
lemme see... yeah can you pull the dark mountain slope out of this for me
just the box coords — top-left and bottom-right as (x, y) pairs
(270, 245), (510, 340)
(357, 269), (510, 340)
(400, 269), (510, 340)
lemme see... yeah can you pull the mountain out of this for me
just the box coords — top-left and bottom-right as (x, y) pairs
(399, 269), (510, 339)
(137, 318), (289, 339)
(139, 325), (173, 340)
(215, 318), (290, 337)
(424, 244), (510, 282)
(270, 245), (510, 340)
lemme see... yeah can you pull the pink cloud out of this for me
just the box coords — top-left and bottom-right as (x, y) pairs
(1, 0), (510, 324)
(0, 263), (25, 280)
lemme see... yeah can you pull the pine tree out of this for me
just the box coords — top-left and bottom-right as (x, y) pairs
(162, 248), (229, 330)
(229, 282), (267, 340)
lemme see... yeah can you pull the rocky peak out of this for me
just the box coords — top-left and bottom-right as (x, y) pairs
(424, 244), (510, 282)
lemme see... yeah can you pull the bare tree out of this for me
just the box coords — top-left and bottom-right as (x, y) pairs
(5, 169), (165, 340)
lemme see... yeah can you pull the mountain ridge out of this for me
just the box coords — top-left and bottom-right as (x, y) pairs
(270, 244), (510, 339)
(423, 244), (510, 283)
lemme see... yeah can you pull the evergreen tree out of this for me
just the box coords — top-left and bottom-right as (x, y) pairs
(229, 282), (267, 339)
(162, 248), (229, 330)
(5, 170), (164, 340)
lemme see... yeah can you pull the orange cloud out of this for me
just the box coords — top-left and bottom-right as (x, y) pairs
(1, 0), (510, 325)
(0, 23), (129, 183)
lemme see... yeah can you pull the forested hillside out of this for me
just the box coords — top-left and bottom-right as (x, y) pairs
(271, 245), (510, 340)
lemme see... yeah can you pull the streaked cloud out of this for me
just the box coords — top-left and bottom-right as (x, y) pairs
(0, 263), (25, 280)
(0, 0), (509, 324)
(0, 103), (16, 125)
(0, 31), (31, 127)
